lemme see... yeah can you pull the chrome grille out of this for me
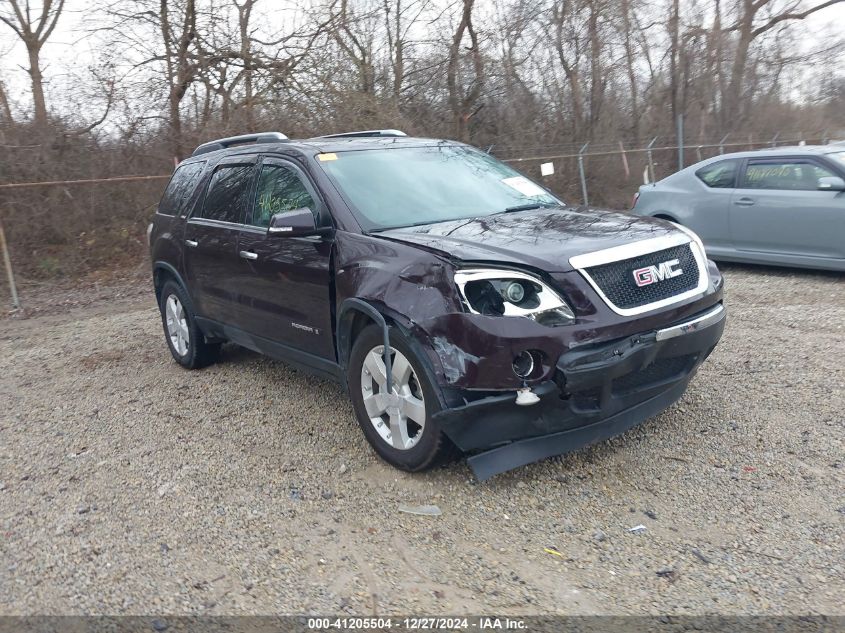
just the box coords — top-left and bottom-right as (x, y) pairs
(584, 243), (700, 310)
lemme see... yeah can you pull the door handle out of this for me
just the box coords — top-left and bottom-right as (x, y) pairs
(734, 198), (755, 207)
(239, 250), (258, 261)
(185, 239), (198, 247)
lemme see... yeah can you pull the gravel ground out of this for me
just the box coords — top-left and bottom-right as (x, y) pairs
(0, 263), (843, 616)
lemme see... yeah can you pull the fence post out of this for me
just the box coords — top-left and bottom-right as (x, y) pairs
(577, 142), (589, 207)
(770, 132), (779, 148)
(696, 146), (703, 163)
(0, 220), (20, 310)
(719, 134), (729, 155)
(646, 137), (657, 183)
(821, 129), (829, 145)
(618, 140), (630, 179)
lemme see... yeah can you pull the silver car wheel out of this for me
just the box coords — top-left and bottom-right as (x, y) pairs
(360, 345), (426, 450)
(164, 294), (190, 356)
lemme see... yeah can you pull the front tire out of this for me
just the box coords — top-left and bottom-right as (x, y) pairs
(158, 280), (220, 369)
(348, 324), (455, 472)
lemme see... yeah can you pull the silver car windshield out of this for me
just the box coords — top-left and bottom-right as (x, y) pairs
(829, 152), (845, 169)
(317, 145), (562, 231)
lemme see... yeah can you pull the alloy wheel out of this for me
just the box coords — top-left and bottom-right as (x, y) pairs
(164, 294), (190, 356)
(360, 345), (426, 450)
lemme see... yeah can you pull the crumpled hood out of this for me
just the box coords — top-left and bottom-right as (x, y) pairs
(375, 207), (682, 272)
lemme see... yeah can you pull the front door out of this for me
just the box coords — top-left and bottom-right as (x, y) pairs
(184, 157), (257, 324)
(234, 156), (335, 360)
(730, 157), (845, 258)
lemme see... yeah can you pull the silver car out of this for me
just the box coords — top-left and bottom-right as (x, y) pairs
(631, 146), (845, 271)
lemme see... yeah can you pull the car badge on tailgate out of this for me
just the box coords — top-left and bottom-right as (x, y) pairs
(633, 259), (683, 287)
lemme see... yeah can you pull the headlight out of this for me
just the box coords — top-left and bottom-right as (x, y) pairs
(453, 269), (576, 326)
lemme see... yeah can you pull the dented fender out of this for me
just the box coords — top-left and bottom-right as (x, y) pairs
(333, 230), (726, 393)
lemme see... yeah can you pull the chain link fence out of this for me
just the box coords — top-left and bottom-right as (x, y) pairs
(496, 129), (842, 209)
(2, 128), (843, 309)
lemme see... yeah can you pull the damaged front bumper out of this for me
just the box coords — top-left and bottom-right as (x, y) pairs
(433, 303), (726, 480)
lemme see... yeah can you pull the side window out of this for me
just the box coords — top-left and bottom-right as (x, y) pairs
(743, 160), (837, 191)
(159, 162), (205, 215)
(695, 160), (738, 188)
(196, 164), (254, 223)
(249, 164), (316, 228)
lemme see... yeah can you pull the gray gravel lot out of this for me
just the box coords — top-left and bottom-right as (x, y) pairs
(0, 264), (843, 616)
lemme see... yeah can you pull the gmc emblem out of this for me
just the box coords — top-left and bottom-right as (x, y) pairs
(633, 259), (683, 287)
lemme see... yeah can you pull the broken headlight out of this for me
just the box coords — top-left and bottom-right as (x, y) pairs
(454, 269), (576, 326)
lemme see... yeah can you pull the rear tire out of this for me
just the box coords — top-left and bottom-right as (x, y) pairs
(158, 280), (221, 369)
(348, 324), (455, 472)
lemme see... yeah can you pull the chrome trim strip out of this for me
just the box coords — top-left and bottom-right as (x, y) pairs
(569, 233), (690, 269)
(571, 235), (710, 317)
(186, 218), (266, 234)
(655, 303), (725, 341)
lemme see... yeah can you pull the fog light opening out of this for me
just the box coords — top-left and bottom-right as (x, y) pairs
(512, 350), (535, 379)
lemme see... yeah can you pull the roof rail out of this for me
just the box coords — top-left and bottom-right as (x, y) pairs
(317, 129), (407, 139)
(191, 131), (288, 157)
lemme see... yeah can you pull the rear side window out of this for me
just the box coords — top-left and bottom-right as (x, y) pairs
(250, 164), (315, 228)
(159, 162), (205, 215)
(196, 164), (254, 223)
(695, 160), (738, 188)
(743, 160), (837, 191)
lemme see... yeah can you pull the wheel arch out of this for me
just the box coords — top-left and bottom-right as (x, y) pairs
(653, 212), (679, 224)
(337, 298), (453, 409)
(153, 261), (188, 302)
(337, 298), (391, 373)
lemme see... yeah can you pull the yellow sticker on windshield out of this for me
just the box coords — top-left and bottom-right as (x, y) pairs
(318, 153), (338, 161)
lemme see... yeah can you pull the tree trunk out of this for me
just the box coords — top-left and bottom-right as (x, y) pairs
(723, 1), (754, 130)
(169, 86), (184, 158)
(447, 0), (482, 142)
(27, 44), (48, 125)
(621, 0), (639, 141)
(0, 79), (13, 123)
(668, 0), (680, 129)
(238, 0), (255, 131)
(587, 0), (604, 136)
(552, 4), (584, 139)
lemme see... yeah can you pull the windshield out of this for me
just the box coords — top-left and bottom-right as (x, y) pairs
(829, 151), (845, 169)
(317, 144), (562, 231)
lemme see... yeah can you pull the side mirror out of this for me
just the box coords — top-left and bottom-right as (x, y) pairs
(818, 176), (845, 191)
(267, 208), (327, 237)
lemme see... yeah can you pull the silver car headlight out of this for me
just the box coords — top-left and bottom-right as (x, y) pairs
(454, 269), (576, 326)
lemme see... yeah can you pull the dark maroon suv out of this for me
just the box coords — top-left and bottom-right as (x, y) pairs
(148, 130), (726, 479)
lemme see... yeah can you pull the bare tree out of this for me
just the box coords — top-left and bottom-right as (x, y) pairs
(720, 0), (845, 129)
(0, 0), (65, 125)
(548, 1), (585, 139)
(327, 0), (378, 95)
(447, 0), (483, 141)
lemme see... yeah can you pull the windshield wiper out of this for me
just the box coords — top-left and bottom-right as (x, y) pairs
(501, 202), (559, 214)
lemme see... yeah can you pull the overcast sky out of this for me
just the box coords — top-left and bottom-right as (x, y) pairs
(1, 0), (844, 119)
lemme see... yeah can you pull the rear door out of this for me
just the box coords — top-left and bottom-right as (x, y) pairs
(184, 156), (257, 324)
(234, 156), (335, 360)
(730, 157), (845, 258)
(687, 158), (739, 251)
